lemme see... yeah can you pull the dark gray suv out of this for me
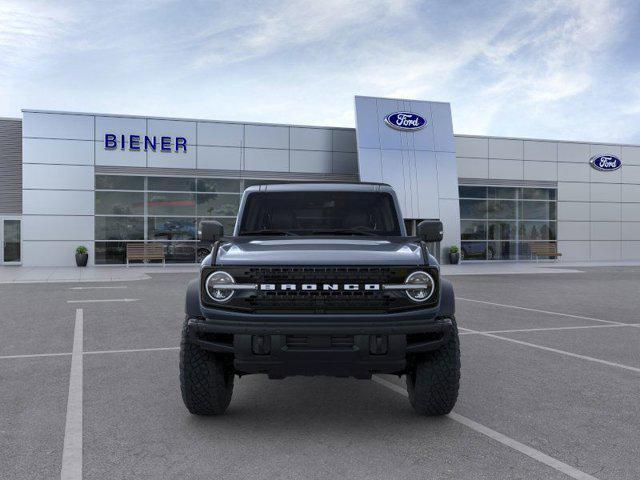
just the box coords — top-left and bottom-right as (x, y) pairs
(181, 183), (459, 415)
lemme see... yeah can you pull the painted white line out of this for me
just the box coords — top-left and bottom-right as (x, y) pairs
(83, 346), (179, 355)
(457, 297), (624, 326)
(66, 298), (138, 304)
(372, 376), (600, 480)
(464, 327), (640, 373)
(0, 352), (72, 360)
(69, 286), (127, 290)
(61, 309), (83, 480)
(459, 323), (640, 335)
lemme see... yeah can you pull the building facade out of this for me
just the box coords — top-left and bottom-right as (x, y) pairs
(0, 95), (638, 267)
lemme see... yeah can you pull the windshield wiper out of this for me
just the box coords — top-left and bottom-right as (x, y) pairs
(305, 228), (378, 237)
(240, 229), (299, 236)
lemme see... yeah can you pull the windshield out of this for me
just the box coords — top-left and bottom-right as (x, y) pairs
(238, 191), (402, 236)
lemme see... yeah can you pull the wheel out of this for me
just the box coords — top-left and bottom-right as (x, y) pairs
(406, 318), (460, 415)
(196, 248), (210, 263)
(180, 317), (234, 415)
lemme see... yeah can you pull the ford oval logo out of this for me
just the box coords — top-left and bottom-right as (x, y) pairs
(590, 155), (622, 172)
(384, 112), (427, 131)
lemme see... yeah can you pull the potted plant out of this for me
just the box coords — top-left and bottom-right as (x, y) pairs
(448, 245), (460, 264)
(75, 246), (88, 267)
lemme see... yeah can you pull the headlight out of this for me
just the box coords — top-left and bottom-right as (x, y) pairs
(205, 271), (235, 302)
(404, 271), (435, 302)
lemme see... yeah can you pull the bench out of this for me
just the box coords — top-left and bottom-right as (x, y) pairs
(529, 243), (562, 262)
(126, 243), (165, 266)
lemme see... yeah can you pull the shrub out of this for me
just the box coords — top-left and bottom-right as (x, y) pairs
(76, 246), (88, 255)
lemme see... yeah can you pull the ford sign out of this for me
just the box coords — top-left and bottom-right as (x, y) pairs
(590, 155), (621, 172)
(384, 112), (427, 131)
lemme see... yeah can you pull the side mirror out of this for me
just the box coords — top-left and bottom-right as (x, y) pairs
(199, 220), (224, 243)
(417, 220), (443, 243)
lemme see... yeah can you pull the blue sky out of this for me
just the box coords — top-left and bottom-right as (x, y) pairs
(1, 0), (639, 142)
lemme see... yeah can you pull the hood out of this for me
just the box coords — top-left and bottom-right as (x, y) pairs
(215, 237), (425, 266)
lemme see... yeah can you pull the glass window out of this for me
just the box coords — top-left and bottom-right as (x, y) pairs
(95, 175), (144, 190)
(488, 241), (517, 260)
(488, 200), (516, 219)
(520, 201), (556, 220)
(460, 199), (487, 219)
(94, 241), (132, 265)
(149, 241), (196, 263)
(243, 179), (291, 189)
(461, 241), (487, 260)
(520, 221), (556, 240)
(487, 187), (518, 199)
(96, 191), (144, 215)
(95, 217), (144, 240)
(3, 220), (20, 262)
(197, 178), (241, 193)
(196, 194), (240, 217)
(147, 192), (196, 216)
(461, 220), (487, 240)
(147, 176), (196, 192)
(148, 217), (196, 241)
(522, 188), (556, 200)
(458, 186), (487, 198)
(488, 221), (517, 240)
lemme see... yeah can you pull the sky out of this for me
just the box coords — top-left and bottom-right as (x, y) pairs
(1, 0), (639, 143)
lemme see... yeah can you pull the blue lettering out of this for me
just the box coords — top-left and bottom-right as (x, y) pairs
(161, 136), (171, 152)
(105, 134), (117, 149)
(121, 135), (126, 150)
(176, 137), (187, 153)
(144, 136), (156, 151)
(129, 135), (140, 151)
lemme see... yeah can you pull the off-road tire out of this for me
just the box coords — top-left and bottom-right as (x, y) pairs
(180, 318), (234, 415)
(406, 318), (460, 415)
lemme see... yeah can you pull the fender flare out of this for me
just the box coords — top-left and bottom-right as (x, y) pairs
(185, 277), (203, 319)
(437, 278), (455, 318)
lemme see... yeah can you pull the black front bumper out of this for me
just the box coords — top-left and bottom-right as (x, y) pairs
(187, 310), (454, 378)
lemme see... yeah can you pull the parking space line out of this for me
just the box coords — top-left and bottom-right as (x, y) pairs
(66, 298), (138, 304)
(69, 286), (127, 290)
(463, 327), (640, 373)
(0, 352), (72, 360)
(372, 376), (600, 480)
(83, 346), (178, 355)
(61, 308), (83, 480)
(459, 323), (640, 335)
(457, 297), (624, 325)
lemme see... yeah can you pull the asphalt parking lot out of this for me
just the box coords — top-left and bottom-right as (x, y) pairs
(2, 267), (639, 480)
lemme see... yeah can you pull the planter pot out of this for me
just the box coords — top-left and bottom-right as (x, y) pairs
(449, 252), (460, 264)
(75, 253), (88, 267)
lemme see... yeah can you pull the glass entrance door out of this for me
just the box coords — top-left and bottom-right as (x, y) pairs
(1, 218), (21, 264)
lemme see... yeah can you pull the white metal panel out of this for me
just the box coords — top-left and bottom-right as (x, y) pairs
(590, 240), (621, 260)
(244, 148), (289, 171)
(197, 146), (242, 170)
(557, 241), (590, 260)
(23, 190), (94, 215)
(558, 182), (589, 202)
(332, 152), (358, 174)
(415, 150), (439, 219)
(557, 202), (590, 221)
(22, 215), (93, 241)
(147, 148), (196, 169)
(622, 241), (640, 259)
(557, 221), (589, 240)
(354, 97), (380, 149)
(590, 165), (621, 184)
(524, 141), (557, 161)
(438, 198), (461, 252)
(456, 157), (488, 178)
(436, 152), (459, 199)
(356, 149), (382, 182)
(590, 183), (620, 202)
(622, 165), (640, 183)
(489, 138), (523, 160)
(95, 143), (147, 167)
(95, 116), (146, 143)
(523, 161), (557, 181)
(290, 128), (332, 151)
(406, 100), (435, 152)
(21, 240), (94, 267)
(290, 150), (332, 173)
(23, 164), (94, 190)
(430, 103), (454, 153)
(147, 119), (196, 142)
(557, 142), (590, 163)
(590, 203), (621, 221)
(590, 144), (622, 157)
(622, 223), (640, 240)
(621, 146), (640, 166)
(454, 136), (488, 158)
(558, 162), (590, 182)
(197, 122), (243, 147)
(488, 159), (524, 180)
(622, 184), (640, 203)
(244, 125), (289, 149)
(381, 149), (408, 215)
(23, 112), (94, 140)
(622, 203), (640, 221)
(332, 130), (357, 152)
(23, 138), (94, 166)
(590, 222), (620, 240)
(376, 98), (404, 151)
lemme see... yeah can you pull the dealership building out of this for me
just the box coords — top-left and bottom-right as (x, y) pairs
(0, 95), (639, 267)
